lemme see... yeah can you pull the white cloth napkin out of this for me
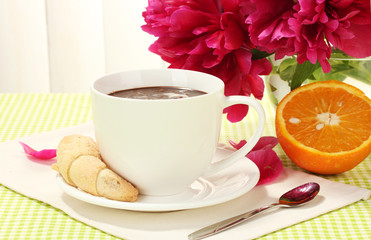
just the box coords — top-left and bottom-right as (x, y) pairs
(0, 123), (369, 240)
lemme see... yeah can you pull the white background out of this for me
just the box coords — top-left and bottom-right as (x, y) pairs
(0, 0), (164, 92)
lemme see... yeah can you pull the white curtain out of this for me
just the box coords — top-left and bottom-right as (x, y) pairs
(0, 0), (164, 93)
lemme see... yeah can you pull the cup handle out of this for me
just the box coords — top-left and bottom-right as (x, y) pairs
(202, 95), (265, 177)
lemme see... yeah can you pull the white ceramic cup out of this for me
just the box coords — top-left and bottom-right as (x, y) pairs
(91, 69), (265, 196)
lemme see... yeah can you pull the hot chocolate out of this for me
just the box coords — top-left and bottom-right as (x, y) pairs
(108, 86), (206, 100)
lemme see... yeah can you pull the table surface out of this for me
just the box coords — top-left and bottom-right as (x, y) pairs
(0, 93), (369, 239)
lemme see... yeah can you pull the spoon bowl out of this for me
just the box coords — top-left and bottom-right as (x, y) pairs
(188, 182), (320, 240)
(279, 182), (320, 206)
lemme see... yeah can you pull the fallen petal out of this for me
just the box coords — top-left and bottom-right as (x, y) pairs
(247, 149), (283, 185)
(19, 142), (56, 160)
(228, 139), (247, 150)
(229, 136), (278, 151)
(251, 136), (279, 151)
(229, 137), (283, 185)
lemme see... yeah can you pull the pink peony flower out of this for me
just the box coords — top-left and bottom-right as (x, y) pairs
(229, 136), (283, 185)
(328, 0), (371, 58)
(142, 0), (272, 122)
(248, 0), (371, 72)
(288, 0), (334, 72)
(246, 0), (296, 54)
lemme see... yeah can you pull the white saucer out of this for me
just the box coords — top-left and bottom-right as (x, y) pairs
(56, 147), (260, 212)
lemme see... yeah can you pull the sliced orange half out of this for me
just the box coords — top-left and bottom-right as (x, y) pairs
(275, 80), (371, 174)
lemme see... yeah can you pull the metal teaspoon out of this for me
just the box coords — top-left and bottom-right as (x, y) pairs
(188, 182), (320, 240)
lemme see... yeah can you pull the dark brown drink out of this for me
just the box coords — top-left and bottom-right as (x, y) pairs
(108, 86), (206, 100)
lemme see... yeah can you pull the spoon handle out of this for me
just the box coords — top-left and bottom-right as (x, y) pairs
(188, 203), (280, 240)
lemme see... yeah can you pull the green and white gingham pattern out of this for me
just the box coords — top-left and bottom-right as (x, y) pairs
(0, 93), (370, 239)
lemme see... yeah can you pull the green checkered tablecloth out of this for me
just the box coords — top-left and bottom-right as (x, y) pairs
(0, 93), (370, 239)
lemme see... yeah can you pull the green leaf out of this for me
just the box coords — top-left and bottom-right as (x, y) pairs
(272, 51), (371, 92)
(345, 60), (371, 85)
(328, 58), (371, 85)
(290, 61), (321, 90)
(330, 49), (352, 59)
(312, 60), (347, 82)
(251, 49), (273, 60)
(278, 58), (297, 82)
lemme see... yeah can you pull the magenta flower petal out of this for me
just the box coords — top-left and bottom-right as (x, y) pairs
(19, 142), (56, 160)
(339, 23), (371, 58)
(224, 104), (249, 123)
(221, 12), (244, 50)
(247, 149), (283, 185)
(228, 139), (247, 150)
(245, 75), (265, 100)
(251, 136), (279, 151)
(229, 137), (283, 185)
(229, 136), (278, 151)
(234, 49), (252, 74)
